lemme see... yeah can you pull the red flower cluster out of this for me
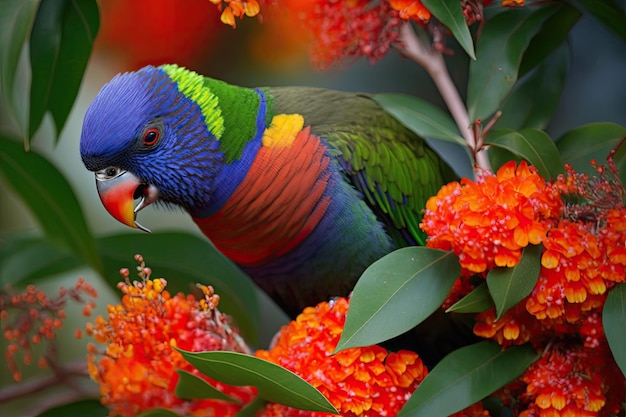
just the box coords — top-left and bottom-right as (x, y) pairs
(86, 255), (255, 417)
(255, 297), (428, 417)
(210, 1), (522, 68)
(210, 0), (261, 27)
(511, 341), (623, 416)
(422, 161), (562, 274)
(1, 278), (97, 381)
(422, 159), (626, 416)
(88, 272), (433, 417)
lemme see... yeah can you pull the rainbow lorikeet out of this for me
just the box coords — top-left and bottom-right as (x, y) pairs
(80, 64), (455, 318)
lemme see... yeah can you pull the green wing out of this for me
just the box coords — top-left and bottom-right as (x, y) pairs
(266, 87), (455, 246)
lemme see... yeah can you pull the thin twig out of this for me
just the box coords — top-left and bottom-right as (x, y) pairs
(0, 359), (91, 403)
(395, 23), (491, 171)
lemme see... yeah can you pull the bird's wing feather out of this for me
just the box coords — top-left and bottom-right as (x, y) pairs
(267, 87), (454, 245)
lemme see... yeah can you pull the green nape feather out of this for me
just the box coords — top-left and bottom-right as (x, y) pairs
(161, 64), (263, 163)
(265, 86), (455, 246)
(161, 64), (226, 139)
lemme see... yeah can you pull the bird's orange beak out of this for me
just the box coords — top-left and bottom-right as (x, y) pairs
(94, 167), (158, 232)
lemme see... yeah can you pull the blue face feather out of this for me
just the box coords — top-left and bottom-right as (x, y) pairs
(80, 66), (226, 213)
(81, 66), (174, 168)
(80, 65), (271, 216)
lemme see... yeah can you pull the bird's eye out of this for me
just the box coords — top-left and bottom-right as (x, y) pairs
(142, 127), (160, 146)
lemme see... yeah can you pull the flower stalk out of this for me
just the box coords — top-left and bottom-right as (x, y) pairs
(395, 22), (491, 170)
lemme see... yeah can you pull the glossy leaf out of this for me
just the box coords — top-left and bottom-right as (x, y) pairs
(373, 93), (474, 179)
(398, 342), (539, 417)
(421, 0), (475, 59)
(486, 145), (521, 173)
(603, 283), (626, 377)
(467, 4), (561, 122)
(0, 235), (83, 286)
(235, 397), (267, 417)
(446, 283), (493, 314)
(97, 232), (261, 343)
(178, 350), (338, 414)
(373, 93), (465, 144)
(175, 370), (240, 403)
(336, 247), (460, 351)
(35, 399), (108, 417)
(487, 244), (541, 320)
(0, 0), (38, 129)
(485, 128), (563, 180)
(0, 137), (101, 271)
(497, 43), (569, 130)
(574, 0), (626, 43)
(137, 409), (182, 417)
(518, 3), (580, 77)
(557, 122), (626, 187)
(29, 0), (99, 140)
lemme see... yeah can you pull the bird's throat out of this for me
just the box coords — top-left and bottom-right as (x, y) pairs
(193, 125), (332, 267)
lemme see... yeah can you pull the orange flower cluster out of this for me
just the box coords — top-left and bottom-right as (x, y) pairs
(282, 0), (406, 69)
(422, 160), (562, 273)
(502, 0), (524, 6)
(255, 297), (428, 417)
(1, 278), (97, 381)
(388, 0), (431, 21)
(210, 0), (261, 27)
(527, 163), (626, 325)
(511, 342), (624, 417)
(86, 255), (255, 417)
(209, 1), (521, 68)
(425, 158), (626, 416)
(473, 303), (542, 348)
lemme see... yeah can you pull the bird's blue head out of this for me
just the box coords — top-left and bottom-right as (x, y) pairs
(80, 65), (227, 230)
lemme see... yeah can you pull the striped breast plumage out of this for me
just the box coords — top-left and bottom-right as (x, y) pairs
(193, 112), (394, 316)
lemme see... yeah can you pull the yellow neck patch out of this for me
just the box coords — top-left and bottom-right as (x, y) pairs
(262, 114), (305, 148)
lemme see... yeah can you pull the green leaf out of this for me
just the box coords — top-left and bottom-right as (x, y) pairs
(603, 283), (626, 377)
(336, 247), (460, 351)
(34, 399), (108, 417)
(178, 350), (338, 414)
(497, 43), (569, 130)
(485, 128), (563, 180)
(137, 409), (182, 417)
(486, 244), (541, 320)
(373, 93), (465, 145)
(175, 370), (241, 403)
(573, 0), (626, 43)
(0, 137), (101, 271)
(518, 3), (580, 77)
(446, 283), (493, 314)
(421, 0), (475, 59)
(0, 235), (84, 286)
(467, 4), (562, 122)
(0, 0), (38, 131)
(97, 232), (261, 344)
(235, 397), (268, 417)
(557, 122), (626, 187)
(486, 145), (521, 173)
(29, 0), (99, 140)
(373, 93), (474, 178)
(398, 342), (539, 417)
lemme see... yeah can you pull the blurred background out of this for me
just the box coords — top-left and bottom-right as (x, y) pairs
(1, 0), (626, 414)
